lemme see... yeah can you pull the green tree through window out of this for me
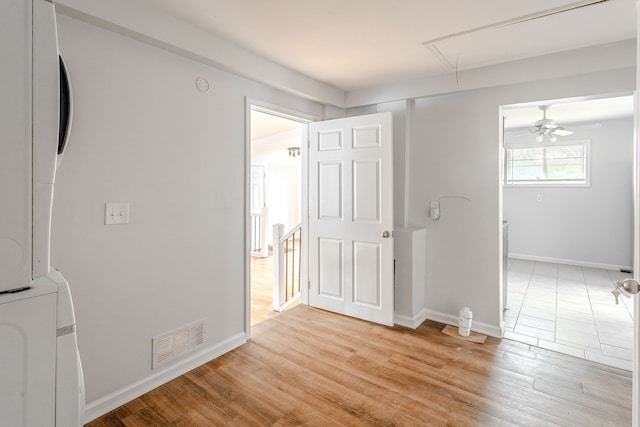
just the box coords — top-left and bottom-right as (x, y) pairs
(505, 141), (589, 186)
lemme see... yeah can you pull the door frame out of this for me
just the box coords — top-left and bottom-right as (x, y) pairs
(501, 91), (638, 423)
(633, 87), (639, 426)
(633, 3), (639, 417)
(244, 98), (317, 338)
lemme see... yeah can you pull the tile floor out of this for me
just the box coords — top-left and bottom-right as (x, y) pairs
(504, 258), (634, 370)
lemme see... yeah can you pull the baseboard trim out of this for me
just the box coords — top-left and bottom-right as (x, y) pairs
(83, 332), (247, 423)
(509, 253), (632, 272)
(423, 309), (503, 338)
(394, 308), (428, 329)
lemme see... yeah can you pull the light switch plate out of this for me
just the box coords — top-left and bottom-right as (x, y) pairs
(105, 202), (129, 225)
(430, 201), (440, 220)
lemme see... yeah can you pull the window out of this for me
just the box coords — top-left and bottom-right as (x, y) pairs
(504, 140), (590, 186)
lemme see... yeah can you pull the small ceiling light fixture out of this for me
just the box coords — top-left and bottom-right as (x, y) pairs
(536, 132), (557, 143)
(288, 146), (300, 157)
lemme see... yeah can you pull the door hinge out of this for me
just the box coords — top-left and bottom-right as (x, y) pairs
(393, 259), (396, 287)
(308, 280), (311, 289)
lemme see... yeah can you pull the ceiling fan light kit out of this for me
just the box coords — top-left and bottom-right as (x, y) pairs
(536, 134), (557, 143)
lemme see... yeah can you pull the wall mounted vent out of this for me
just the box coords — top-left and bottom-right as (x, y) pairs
(152, 319), (206, 369)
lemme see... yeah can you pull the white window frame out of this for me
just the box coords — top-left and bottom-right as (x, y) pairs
(504, 139), (591, 188)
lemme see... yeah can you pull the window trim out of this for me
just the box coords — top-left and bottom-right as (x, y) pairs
(504, 139), (591, 188)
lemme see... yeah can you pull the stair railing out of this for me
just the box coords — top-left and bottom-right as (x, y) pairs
(272, 223), (302, 311)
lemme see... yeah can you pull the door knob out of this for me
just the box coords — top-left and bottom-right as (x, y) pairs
(618, 278), (640, 294)
(381, 230), (391, 238)
(611, 278), (640, 304)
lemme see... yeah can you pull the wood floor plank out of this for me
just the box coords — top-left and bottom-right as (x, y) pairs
(86, 305), (632, 426)
(251, 255), (279, 325)
(251, 254), (301, 326)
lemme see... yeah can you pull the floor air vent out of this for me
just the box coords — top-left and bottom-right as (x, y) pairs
(152, 319), (206, 369)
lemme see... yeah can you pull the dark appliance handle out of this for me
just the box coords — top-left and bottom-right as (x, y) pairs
(58, 55), (71, 155)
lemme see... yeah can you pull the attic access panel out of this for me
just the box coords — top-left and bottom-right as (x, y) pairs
(424, 0), (635, 72)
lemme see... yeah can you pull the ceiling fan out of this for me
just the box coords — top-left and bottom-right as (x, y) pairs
(530, 105), (573, 142)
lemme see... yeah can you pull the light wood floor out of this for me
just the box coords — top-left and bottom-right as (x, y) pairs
(251, 255), (278, 325)
(86, 305), (632, 426)
(251, 255), (300, 325)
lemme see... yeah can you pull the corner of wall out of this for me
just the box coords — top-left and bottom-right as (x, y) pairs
(423, 309), (503, 339)
(394, 308), (428, 329)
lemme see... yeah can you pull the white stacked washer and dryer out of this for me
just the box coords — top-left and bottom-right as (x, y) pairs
(0, 1), (85, 426)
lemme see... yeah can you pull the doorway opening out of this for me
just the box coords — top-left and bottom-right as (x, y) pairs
(500, 94), (635, 370)
(248, 105), (308, 327)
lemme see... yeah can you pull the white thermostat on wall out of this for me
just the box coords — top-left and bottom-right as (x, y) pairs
(195, 76), (210, 93)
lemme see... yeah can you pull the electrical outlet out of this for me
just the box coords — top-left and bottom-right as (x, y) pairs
(105, 202), (130, 225)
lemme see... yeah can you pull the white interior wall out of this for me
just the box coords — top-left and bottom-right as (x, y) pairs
(51, 15), (324, 419)
(504, 117), (634, 269)
(406, 69), (635, 335)
(266, 164), (300, 230)
(251, 128), (303, 245)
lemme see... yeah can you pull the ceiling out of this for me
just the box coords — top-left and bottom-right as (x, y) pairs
(131, 0), (636, 133)
(136, 0), (636, 91)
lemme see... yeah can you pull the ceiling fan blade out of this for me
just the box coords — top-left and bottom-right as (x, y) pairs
(553, 122), (601, 135)
(504, 128), (536, 138)
(567, 122), (602, 130)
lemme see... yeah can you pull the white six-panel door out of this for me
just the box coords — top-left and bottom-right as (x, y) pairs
(308, 112), (394, 326)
